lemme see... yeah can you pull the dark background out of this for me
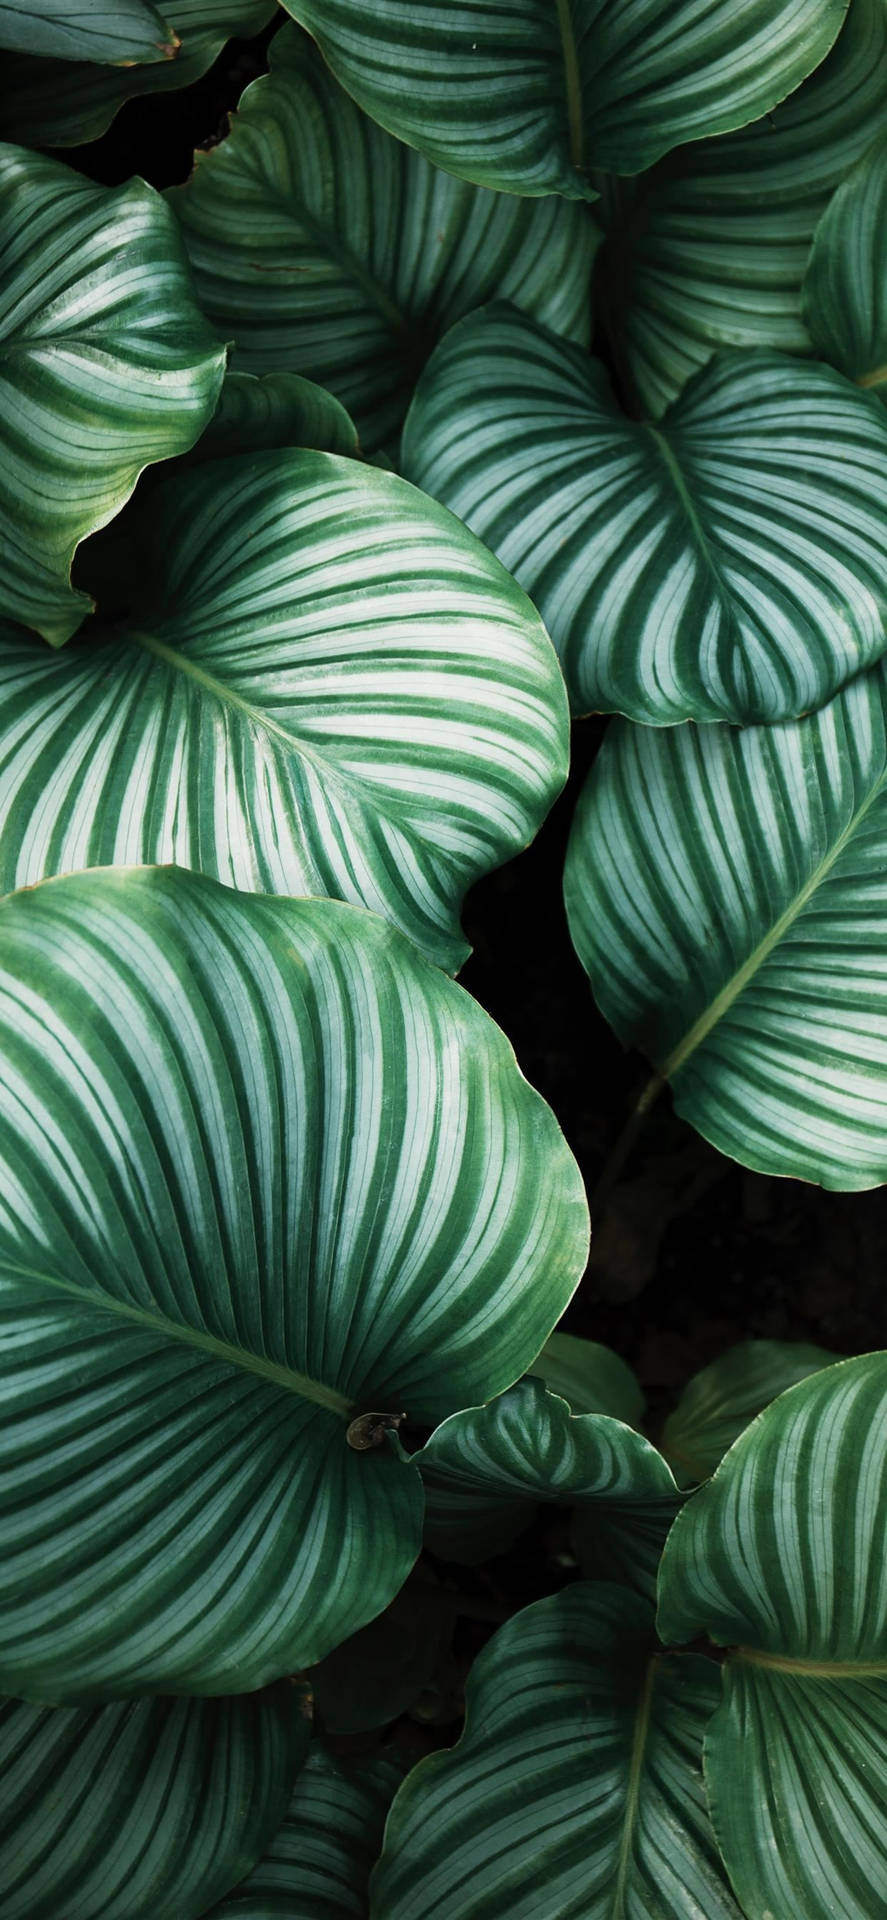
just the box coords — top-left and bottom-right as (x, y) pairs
(63, 18), (887, 1429)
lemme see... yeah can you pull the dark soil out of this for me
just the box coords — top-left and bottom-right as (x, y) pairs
(55, 20), (887, 1432)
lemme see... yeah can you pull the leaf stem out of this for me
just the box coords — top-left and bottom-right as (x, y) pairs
(590, 1071), (664, 1217)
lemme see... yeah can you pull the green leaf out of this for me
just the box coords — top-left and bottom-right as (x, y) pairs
(0, 1), (276, 149)
(209, 1742), (409, 1919)
(529, 1330), (644, 1423)
(418, 1377), (678, 1593)
(169, 26), (596, 453)
(283, 0), (843, 198)
(662, 1339), (841, 1483)
(658, 1353), (887, 1920)
(803, 129), (887, 397)
(0, 448), (567, 972)
(0, 1684), (307, 1919)
(0, 145), (225, 647)
(0, 0), (176, 60)
(0, 867), (588, 1699)
(187, 372), (359, 464)
(371, 1584), (741, 1919)
(564, 660), (887, 1187)
(596, 0), (887, 419)
(312, 1576), (449, 1734)
(404, 308), (887, 725)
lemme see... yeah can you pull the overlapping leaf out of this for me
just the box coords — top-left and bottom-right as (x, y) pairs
(529, 1329), (644, 1422)
(0, 867), (588, 1699)
(803, 129), (887, 396)
(186, 372), (359, 464)
(210, 1743), (409, 1918)
(371, 1584), (741, 1919)
(0, 449), (567, 971)
(404, 307), (887, 725)
(284, 0), (843, 197)
(418, 1377), (678, 1593)
(0, 1684), (305, 1920)
(0, 0), (176, 60)
(564, 662), (887, 1186)
(658, 1353), (887, 1920)
(596, 0), (887, 417)
(169, 28), (595, 454)
(662, 1340), (840, 1484)
(0, 0), (275, 149)
(0, 145), (225, 646)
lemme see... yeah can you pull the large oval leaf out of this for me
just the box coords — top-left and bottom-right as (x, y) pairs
(169, 27), (595, 455)
(404, 308), (887, 725)
(0, 867), (588, 1699)
(0, 0), (175, 59)
(0, 145), (225, 647)
(0, 1), (276, 150)
(0, 1685), (305, 1920)
(371, 1584), (741, 1919)
(565, 660), (887, 1187)
(803, 129), (887, 397)
(662, 1339), (840, 1484)
(418, 1376), (678, 1595)
(658, 1353), (887, 1920)
(284, 0), (843, 197)
(209, 1743), (409, 1918)
(596, 0), (887, 418)
(0, 449), (567, 972)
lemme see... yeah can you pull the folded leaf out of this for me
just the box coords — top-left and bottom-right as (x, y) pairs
(405, 308), (887, 725)
(371, 1584), (741, 1919)
(0, 448), (567, 971)
(596, 0), (887, 418)
(0, 0), (176, 60)
(0, 1684), (306, 1920)
(658, 1353), (887, 1920)
(169, 26), (595, 454)
(187, 372), (359, 463)
(565, 662), (887, 1186)
(803, 128), (887, 396)
(0, 145), (225, 646)
(0, 1), (275, 148)
(418, 1377), (678, 1594)
(210, 1743), (409, 1918)
(0, 868), (588, 1699)
(662, 1339), (840, 1483)
(529, 1330), (644, 1422)
(284, 0), (843, 196)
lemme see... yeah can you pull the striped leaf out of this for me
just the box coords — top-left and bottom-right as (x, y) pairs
(371, 1585), (741, 1920)
(209, 1743), (409, 1918)
(529, 1330), (644, 1423)
(283, 0), (843, 198)
(0, 0), (175, 60)
(658, 1353), (887, 1920)
(595, 0), (887, 418)
(803, 129), (887, 398)
(662, 1340), (840, 1485)
(169, 27), (595, 455)
(564, 661), (887, 1186)
(0, 867), (588, 1699)
(0, 449), (567, 972)
(0, 1), (275, 149)
(418, 1377), (678, 1595)
(404, 308), (887, 725)
(0, 1684), (306, 1920)
(0, 145), (225, 647)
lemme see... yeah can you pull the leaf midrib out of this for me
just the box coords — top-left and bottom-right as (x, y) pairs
(2, 1258), (354, 1416)
(609, 1654), (656, 1915)
(660, 759), (887, 1082)
(554, 0), (584, 173)
(733, 1646), (887, 1679)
